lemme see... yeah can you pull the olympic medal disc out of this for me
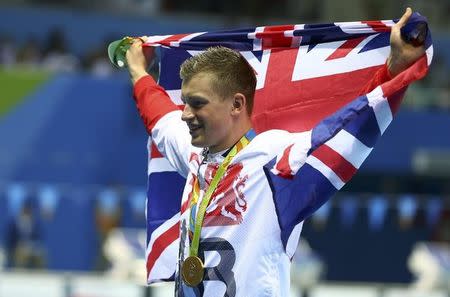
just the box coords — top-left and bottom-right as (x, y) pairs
(181, 256), (204, 287)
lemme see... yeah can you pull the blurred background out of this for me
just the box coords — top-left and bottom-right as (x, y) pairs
(0, 0), (449, 296)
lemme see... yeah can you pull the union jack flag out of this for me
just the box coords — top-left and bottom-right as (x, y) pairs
(142, 13), (433, 283)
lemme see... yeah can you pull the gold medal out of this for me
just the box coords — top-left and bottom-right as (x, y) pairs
(181, 256), (204, 287)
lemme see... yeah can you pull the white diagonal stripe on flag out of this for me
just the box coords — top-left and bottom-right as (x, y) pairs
(285, 222), (303, 258)
(248, 26), (265, 51)
(166, 89), (183, 105)
(170, 32), (206, 47)
(146, 212), (180, 260)
(326, 130), (373, 169)
(307, 155), (345, 190)
(367, 86), (392, 134)
(284, 24), (305, 37)
(148, 238), (179, 282)
(144, 35), (173, 44)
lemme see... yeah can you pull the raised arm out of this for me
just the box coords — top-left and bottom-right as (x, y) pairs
(126, 38), (154, 85)
(126, 39), (192, 177)
(361, 7), (426, 94)
(265, 8), (428, 253)
(387, 7), (426, 77)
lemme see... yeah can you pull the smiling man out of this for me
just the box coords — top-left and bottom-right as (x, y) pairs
(125, 8), (427, 297)
(179, 49), (255, 153)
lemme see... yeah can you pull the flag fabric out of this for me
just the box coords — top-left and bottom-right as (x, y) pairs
(142, 13), (433, 283)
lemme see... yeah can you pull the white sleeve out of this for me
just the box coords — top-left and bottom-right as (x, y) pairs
(150, 110), (192, 178)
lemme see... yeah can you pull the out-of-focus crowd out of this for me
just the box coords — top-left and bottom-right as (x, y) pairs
(0, 28), (115, 77)
(1, 183), (145, 272)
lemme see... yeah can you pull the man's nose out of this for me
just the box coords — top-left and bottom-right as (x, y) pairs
(181, 105), (194, 122)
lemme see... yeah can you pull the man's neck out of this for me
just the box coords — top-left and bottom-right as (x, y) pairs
(208, 123), (252, 154)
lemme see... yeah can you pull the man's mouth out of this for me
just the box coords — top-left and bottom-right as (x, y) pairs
(188, 125), (202, 135)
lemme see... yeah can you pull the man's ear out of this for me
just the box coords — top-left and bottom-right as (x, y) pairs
(231, 93), (246, 115)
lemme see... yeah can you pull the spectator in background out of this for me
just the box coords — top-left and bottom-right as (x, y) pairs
(16, 36), (42, 69)
(0, 34), (17, 67)
(41, 28), (80, 73)
(5, 199), (45, 269)
(432, 184), (450, 243)
(85, 38), (116, 77)
(95, 187), (122, 271)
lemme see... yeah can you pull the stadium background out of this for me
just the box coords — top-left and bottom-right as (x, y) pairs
(0, 0), (449, 296)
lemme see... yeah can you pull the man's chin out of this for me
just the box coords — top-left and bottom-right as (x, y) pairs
(190, 137), (207, 148)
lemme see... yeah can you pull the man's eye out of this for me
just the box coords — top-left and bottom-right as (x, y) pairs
(190, 101), (204, 108)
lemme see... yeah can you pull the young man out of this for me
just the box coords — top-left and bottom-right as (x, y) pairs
(126, 8), (425, 297)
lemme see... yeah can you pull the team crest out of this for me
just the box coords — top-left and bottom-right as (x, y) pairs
(185, 162), (248, 226)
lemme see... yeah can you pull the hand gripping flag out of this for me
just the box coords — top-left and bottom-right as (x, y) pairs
(142, 13), (432, 283)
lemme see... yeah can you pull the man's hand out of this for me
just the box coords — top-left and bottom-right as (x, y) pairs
(387, 7), (426, 77)
(126, 38), (155, 85)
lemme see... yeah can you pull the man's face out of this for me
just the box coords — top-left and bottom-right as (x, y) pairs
(181, 72), (234, 152)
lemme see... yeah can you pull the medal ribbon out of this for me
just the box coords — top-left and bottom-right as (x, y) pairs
(188, 129), (255, 257)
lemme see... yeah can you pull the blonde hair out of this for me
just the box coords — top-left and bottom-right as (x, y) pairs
(180, 46), (256, 115)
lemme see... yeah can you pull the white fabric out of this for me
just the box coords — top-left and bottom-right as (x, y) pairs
(151, 115), (311, 296)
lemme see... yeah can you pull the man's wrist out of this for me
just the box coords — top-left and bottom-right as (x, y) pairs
(385, 56), (398, 79)
(131, 69), (149, 85)
(387, 55), (400, 77)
